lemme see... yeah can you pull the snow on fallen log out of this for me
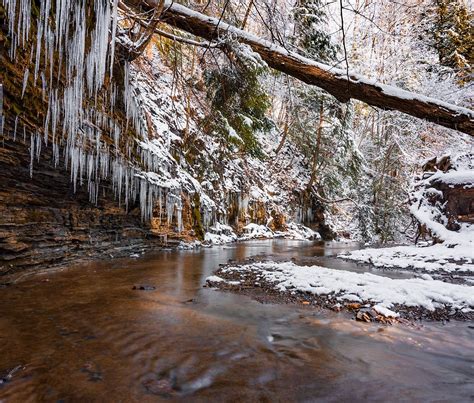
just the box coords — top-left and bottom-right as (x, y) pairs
(212, 261), (474, 316)
(149, 1), (474, 135)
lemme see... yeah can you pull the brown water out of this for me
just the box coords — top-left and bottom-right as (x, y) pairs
(0, 240), (473, 402)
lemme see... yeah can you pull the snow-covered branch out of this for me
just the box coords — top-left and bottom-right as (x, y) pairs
(148, 1), (474, 135)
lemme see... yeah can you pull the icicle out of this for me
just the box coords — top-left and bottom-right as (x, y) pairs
(21, 68), (29, 99)
(41, 72), (47, 101)
(140, 179), (148, 222)
(124, 167), (130, 210)
(33, 0), (46, 84)
(113, 123), (120, 150)
(44, 98), (50, 146)
(29, 133), (34, 178)
(70, 145), (79, 193)
(35, 131), (41, 162)
(109, 0), (118, 80)
(124, 61), (131, 120)
(85, 0), (111, 98)
(13, 116), (18, 141)
(50, 89), (58, 143)
(176, 199), (183, 233)
(1, 0), (186, 224)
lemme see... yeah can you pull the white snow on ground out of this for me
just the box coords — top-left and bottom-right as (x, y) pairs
(240, 223), (275, 240)
(340, 243), (474, 274)
(206, 275), (225, 283)
(204, 222), (238, 245)
(409, 155), (474, 245)
(277, 222), (321, 241)
(212, 261), (474, 316)
(203, 222), (320, 245)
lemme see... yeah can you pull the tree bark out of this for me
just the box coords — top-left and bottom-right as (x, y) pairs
(307, 103), (325, 192)
(241, 0), (254, 29)
(147, 1), (474, 135)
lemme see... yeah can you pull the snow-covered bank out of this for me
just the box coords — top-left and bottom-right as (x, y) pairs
(202, 222), (320, 245)
(207, 261), (474, 321)
(409, 154), (474, 245)
(340, 243), (474, 275)
(339, 244), (474, 273)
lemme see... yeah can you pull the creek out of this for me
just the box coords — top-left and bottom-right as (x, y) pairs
(0, 240), (472, 401)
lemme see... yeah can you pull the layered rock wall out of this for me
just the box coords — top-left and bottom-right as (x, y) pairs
(0, 137), (167, 276)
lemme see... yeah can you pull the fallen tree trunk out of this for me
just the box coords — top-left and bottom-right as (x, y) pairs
(143, 1), (474, 135)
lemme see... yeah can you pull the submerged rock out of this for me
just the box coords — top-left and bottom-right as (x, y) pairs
(132, 285), (156, 291)
(0, 365), (23, 385)
(142, 378), (176, 397)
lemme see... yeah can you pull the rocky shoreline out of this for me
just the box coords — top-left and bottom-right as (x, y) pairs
(205, 259), (474, 323)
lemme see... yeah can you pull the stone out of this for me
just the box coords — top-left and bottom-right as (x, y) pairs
(132, 285), (156, 291)
(0, 138), (171, 276)
(346, 303), (361, 310)
(356, 308), (376, 322)
(142, 378), (175, 396)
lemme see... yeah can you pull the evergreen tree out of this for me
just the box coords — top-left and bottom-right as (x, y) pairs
(431, 0), (473, 84)
(203, 43), (272, 159)
(289, 0), (362, 203)
(293, 0), (338, 62)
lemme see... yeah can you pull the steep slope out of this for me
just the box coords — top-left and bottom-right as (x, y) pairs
(0, 3), (328, 274)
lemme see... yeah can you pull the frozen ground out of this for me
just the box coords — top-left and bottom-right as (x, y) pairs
(340, 243), (474, 274)
(339, 241), (474, 286)
(207, 260), (474, 319)
(202, 222), (320, 246)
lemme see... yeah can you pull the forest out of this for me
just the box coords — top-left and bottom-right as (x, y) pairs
(0, 0), (473, 401)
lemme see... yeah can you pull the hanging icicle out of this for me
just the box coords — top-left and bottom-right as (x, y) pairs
(0, 0), (196, 226)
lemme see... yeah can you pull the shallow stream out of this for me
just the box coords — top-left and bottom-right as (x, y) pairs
(0, 240), (473, 401)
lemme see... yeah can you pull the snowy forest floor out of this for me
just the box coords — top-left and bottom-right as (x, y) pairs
(205, 242), (474, 323)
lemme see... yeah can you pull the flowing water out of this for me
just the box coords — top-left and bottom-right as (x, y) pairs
(0, 240), (473, 402)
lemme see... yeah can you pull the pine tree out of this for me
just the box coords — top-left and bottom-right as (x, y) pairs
(431, 0), (473, 84)
(293, 0), (338, 62)
(289, 0), (362, 205)
(203, 43), (272, 159)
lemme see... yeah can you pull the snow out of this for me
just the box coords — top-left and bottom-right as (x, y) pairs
(6, 0), (469, 250)
(177, 240), (202, 250)
(340, 244), (474, 274)
(373, 305), (399, 318)
(165, 1), (474, 120)
(205, 222), (238, 245)
(429, 170), (474, 187)
(218, 261), (474, 315)
(204, 221), (319, 244)
(281, 222), (321, 240)
(241, 223), (275, 240)
(204, 233), (226, 245)
(1, 0), (345, 239)
(125, 48), (329, 233)
(409, 164), (474, 244)
(206, 275), (225, 283)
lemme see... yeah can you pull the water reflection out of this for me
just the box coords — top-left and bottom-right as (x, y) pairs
(0, 240), (472, 402)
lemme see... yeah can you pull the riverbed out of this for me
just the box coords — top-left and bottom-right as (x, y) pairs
(0, 240), (473, 401)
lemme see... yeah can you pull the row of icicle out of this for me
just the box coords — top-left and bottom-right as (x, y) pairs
(1, 0), (185, 230)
